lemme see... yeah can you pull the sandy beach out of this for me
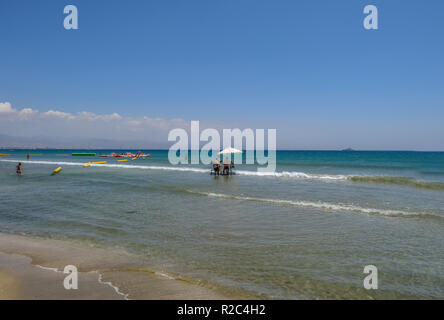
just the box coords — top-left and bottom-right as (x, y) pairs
(0, 233), (236, 300)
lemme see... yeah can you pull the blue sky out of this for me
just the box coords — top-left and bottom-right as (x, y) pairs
(0, 0), (443, 149)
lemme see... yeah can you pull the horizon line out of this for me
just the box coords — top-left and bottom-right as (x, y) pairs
(1, 148), (444, 152)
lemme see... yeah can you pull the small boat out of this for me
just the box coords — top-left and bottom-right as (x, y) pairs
(99, 152), (132, 158)
(99, 152), (151, 158)
(72, 153), (96, 156)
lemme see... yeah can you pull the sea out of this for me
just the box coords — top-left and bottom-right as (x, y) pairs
(1, 150), (443, 299)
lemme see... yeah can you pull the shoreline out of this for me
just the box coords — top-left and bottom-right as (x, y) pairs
(0, 233), (245, 300)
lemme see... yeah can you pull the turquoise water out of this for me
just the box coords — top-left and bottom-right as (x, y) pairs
(1, 150), (444, 298)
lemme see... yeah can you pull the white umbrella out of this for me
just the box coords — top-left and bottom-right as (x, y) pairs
(217, 147), (242, 155)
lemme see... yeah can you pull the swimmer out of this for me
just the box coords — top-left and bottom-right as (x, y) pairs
(16, 162), (22, 175)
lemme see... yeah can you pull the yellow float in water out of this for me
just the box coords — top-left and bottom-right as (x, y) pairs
(53, 167), (62, 174)
(131, 157), (137, 161)
(117, 159), (128, 163)
(83, 163), (91, 168)
(0, 154), (10, 156)
(56, 154), (69, 157)
(92, 161), (107, 164)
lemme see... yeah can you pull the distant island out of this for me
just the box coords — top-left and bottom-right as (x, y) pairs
(341, 148), (355, 151)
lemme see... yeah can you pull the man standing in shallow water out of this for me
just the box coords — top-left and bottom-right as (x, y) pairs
(16, 163), (22, 175)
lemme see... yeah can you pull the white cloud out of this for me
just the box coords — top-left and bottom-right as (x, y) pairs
(17, 108), (38, 120)
(39, 110), (123, 122)
(0, 102), (38, 120)
(0, 102), (15, 113)
(76, 111), (122, 121)
(42, 110), (76, 120)
(0, 101), (189, 146)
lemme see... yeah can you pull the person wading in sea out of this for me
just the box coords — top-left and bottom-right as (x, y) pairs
(223, 157), (231, 175)
(212, 159), (220, 175)
(16, 162), (22, 175)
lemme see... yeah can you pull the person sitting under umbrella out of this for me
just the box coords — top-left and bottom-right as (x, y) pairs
(215, 148), (242, 175)
(212, 159), (221, 175)
(223, 157), (231, 175)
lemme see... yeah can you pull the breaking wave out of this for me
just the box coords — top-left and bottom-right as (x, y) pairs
(236, 170), (348, 180)
(0, 159), (209, 173)
(2, 159), (444, 190)
(348, 175), (444, 191)
(186, 190), (444, 220)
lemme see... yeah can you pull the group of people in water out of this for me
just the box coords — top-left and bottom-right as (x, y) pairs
(212, 157), (235, 175)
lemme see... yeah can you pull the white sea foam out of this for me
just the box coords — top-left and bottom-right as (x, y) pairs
(2, 159), (443, 190)
(0, 159), (209, 173)
(0, 159), (347, 180)
(1, 159), (86, 166)
(188, 190), (438, 219)
(96, 272), (130, 300)
(155, 271), (176, 280)
(36, 265), (60, 272)
(236, 170), (348, 180)
(33, 263), (130, 299)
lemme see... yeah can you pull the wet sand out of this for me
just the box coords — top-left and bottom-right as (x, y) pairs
(0, 252), (125, 299)
(0, 233), (236, 300)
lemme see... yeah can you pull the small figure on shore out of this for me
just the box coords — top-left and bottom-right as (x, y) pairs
(16, 162), (22, 175)
(27, 153), (30, 160)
